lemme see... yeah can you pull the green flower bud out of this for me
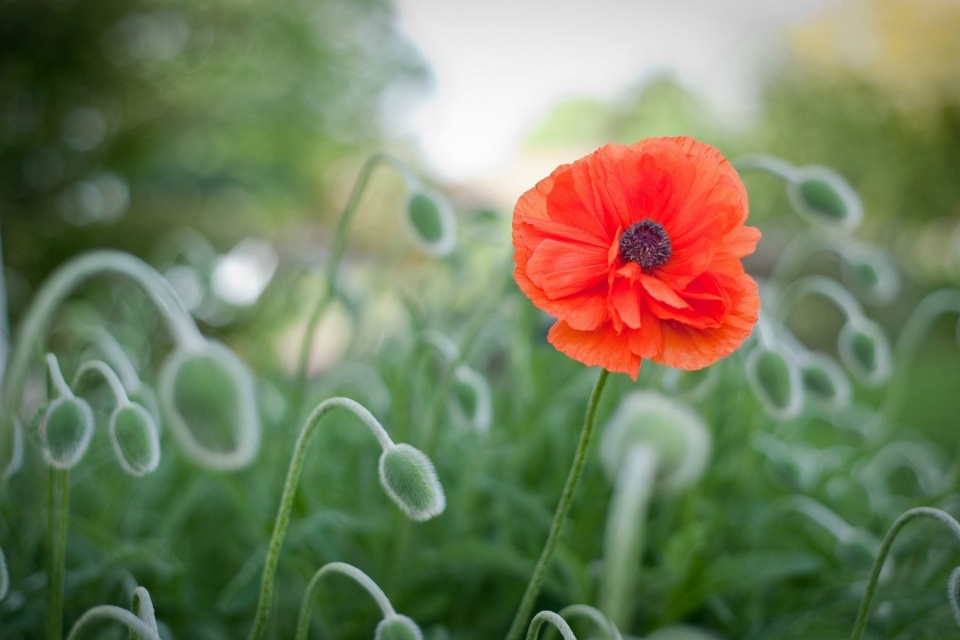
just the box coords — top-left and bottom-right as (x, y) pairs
(378, 443), (445, 521)
(40, 396), (95, 469)
(405, 189), (456, 257)
(838, 317), (892, 387)
(787, 165), (863, 230)
(109, 403), (161, 476)
(158, 341), (260, 469)
(375, 614), (424, 640)
(799, 352), (851, 410)
(599, 391), (710, 493)
(841, 243), (900, 305)
(746, 344), (803, 419)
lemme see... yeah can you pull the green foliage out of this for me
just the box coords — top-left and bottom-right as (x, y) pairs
(0, 0), (428, 285)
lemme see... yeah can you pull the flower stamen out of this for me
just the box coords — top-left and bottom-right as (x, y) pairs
(619, 219), (671, 271)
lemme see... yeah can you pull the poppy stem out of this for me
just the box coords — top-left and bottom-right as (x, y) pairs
(295, 562), (396, 640)
(850, 507), (960, 640)
(505, 368), (610, 640)
(46, 466), (70, 640)
(247, 397), (394, 640)
(291, 153), (413, 412)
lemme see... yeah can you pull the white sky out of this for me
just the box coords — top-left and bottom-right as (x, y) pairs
(391, 0), (840, 183)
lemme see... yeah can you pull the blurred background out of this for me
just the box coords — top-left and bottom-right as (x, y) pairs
(3, 1), (960, 637)
(1, 0), (959, 401)
(3, 0), (959, 277)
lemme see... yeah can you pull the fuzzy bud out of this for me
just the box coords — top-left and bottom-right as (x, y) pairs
(787, 165), (863, 230)
(837, 317), (892, 387)
(110, 403), (161, 476)
(378, 443), (445, 521)
(375, 614), (424, 640)
(746, 344), (803, 419)
(799, 353), (851, 410)
(158, 340), (260, 469)
(405, 189), (456, 258)
(600, 391), (710, 493)
(40, 397), (95, 469)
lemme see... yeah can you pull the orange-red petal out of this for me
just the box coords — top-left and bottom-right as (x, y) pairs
(512, 136), (761, 375)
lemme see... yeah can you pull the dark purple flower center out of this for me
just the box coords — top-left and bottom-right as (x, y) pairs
(619, 219), (672, 271)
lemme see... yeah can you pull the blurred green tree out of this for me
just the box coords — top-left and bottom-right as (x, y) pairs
(0, 0), (427, 289)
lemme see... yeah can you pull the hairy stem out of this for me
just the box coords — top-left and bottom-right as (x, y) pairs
(2, 251), (202, 475)
(850, 507), (960, 640)
(295, 562), (396, 640)
(47, 466), (70, 640)
(599, 444), (658, 629)
(505, 368), (610, 640)
(292, 153), (396, 408)
(247, 398), (393, 640)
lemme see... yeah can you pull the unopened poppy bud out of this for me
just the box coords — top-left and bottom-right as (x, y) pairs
(838, 317), (892, 387)
(841, 244), (900, 305)
(405, 189), (456, 258)
(158, 340), (260, 469)
(378, 443), (445, 521)
(40, 397), (95, 469)
(799, 353), (851, 410)
(109, 403), (161, 476)
(375, 614), (424, 640)
(599, 391), (710, 493)
(787, 165), (863, 230)
(746, 344), (803, 419)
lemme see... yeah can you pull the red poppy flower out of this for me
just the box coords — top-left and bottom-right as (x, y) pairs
(512, 136), (761, 380)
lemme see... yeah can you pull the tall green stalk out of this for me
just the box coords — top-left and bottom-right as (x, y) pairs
(292, 153), (391, 411)
(247, 398), (394, 640)
(505, 368), (611, 640)
(850, 506), (960, 640)
(47, 466), (70, 640)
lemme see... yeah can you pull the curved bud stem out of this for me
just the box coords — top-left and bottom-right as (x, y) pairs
(295, 562), (396, 640)
(875, 289), (960, 436)
(293, 153), (410, 403)
(599, 444), (658, 629)
(556, 604), (623, 640)
(731, 154), (798, 181)
(850, 507), (960, 640)
(525, 610), (578, 640)
(2, 251), (203, 476)
(949, 566), (960, 627)
(73, 326), (143, 394)
(65, 604), (161, 640)
(74, 359), (130, 406)
(130, 586), (159, 640)
(46, 353), (73, 399)
(774, 275), (863, 328)
(248, 397), (394, 640)
(505, 368), (610, 640)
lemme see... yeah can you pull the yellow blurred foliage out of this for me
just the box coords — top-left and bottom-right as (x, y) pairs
(791, 0), (960, 109)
